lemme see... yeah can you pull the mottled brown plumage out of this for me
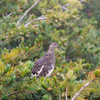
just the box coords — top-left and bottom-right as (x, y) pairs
(30, 42), (60, 78)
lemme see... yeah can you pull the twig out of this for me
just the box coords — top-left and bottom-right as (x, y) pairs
(0, 72), (6, 78)
(17, 0), (40, 26)
(34, 16), (47, 21)
(62, 3), (71, 7)
(0, 90), (36, 100)
(26, 14), (32, 22)
(65, 88), (68, 100)
(80, 0), (86, 3)
(24, 16), (47, 27)
(1, 12), (13, 23)
(4, 12), (13, 18)
(11, 54), (24, 60)
(11, 51), (34, 61)
(24, 20), (33, 27)
(61, 3), (71, 11)
(77, 80), (87, 83)
(33, 25), (39, 27)
(71, 78), (95, 100)
(61, 6), (68, 10)
(59, 94), (61, 100)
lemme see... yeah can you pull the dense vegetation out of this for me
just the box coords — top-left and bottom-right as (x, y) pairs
(0, 0), (100, 100)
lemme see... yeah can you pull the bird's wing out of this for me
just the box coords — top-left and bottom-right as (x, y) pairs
(37, 64), (54, 77)
(31, 58), (44, 77)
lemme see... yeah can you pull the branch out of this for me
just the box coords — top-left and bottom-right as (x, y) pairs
(61, 6), (68, 10)
(65, 88), (68, 100)
(34, 16), (47, 21)
(17, 0), (40, 26)
(0, 72), (6, 78)
(1, 12), (13, 23)
(80, 0), (86, 3)
(62, 3), (71, 7)
(33, 25), (39, 27)
(11, 53), (24, 60)
(71, 78), (95, 100)
(24, 16), (47, 27)
(11, 51), (34, 60)
(61, 3), (71, 11)
(59, 94), (61, 100)
(0, 90), (36, 100)
(26, 15), (32, 22)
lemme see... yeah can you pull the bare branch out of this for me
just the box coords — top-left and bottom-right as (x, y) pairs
(62, 3), (71, 7)
(71, 78), (95, 100)
(11, 54), (24, 60)
(0, 72), (6, 78)
(61, 3), (71, 11)
(5, 12), (13, 18)
(33, 25), (39, 27)
(24, 16), (47, 27)
(24, 20), (33, 27)
(1, 12), (13, 23)
(34, 16), (47, 21)
(59, 94), (61, 100)
(0, 90), (36, 100)
(80, 0), (86, 3)
(17, 0), (40, 26)
(26, 15), (32, 22)
(61, 6), (68, 10)
(65, 88), (68, 100)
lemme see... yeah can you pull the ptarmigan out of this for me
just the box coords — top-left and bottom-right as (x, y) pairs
(30, 42), (60, 78)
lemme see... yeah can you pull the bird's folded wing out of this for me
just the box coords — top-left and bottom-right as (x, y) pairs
(31, 59), (45, 77)
(38, 64), (54, 77)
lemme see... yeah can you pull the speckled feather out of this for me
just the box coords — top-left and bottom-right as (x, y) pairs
(31, 42), (59, 78)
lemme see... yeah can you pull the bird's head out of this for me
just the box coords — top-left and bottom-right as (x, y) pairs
(49, 42), (60, 50)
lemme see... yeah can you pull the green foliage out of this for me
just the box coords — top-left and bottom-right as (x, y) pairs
(82, 0), (100, 22)
(0, 0), (100, 100)
(42, 94), (52, 100)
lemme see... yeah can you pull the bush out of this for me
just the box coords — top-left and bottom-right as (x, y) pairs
(0, 0), (100, 100)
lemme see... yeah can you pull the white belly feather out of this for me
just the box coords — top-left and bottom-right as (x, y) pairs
(46, 64), (54, 77)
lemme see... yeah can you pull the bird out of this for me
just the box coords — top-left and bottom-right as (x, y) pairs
(30, 42), (60, 78)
